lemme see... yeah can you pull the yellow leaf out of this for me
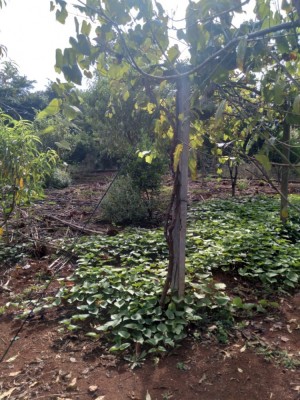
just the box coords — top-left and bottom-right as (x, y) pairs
(173, 144), (183, 172)
(145, 154), (154, 164)
(166, 126), (174, 139)
(217, 168), (223, 175)
(0, 227), (3, 236)
(147, 103), (156, 114)
(8, 371), (21, 377)
(19, 177), (24, 189)
(145, 391), (152, 400)
(189, 157), (197, 181)
(123, 90), (130, 101)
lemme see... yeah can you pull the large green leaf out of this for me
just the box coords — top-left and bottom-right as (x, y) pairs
(81, 20), (92, 36)
(254, 154), (272, 173)
(236, 37), (247, 71)
(167, 45), (180, 63)
(64, 105), (82, 121)
(293, 94), (300, 114)
(56, 5), (68, 24)
(36, 98), (62, 119)
(273, 81), (285, 106)
(62, 64), (82, 85)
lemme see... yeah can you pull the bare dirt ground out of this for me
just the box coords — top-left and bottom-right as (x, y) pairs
(0, 172), (299, 400)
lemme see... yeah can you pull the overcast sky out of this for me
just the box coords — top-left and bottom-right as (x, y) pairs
(0, 0), (252, 90)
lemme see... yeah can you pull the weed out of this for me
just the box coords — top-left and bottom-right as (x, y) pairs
(256, 345), (300, 369)
(237, 179), (249, 191)
(162, 391), (173, 399)
(176, 362), (189, 371)
(0, 306), (6, 315)
(124, 350), (148, 369)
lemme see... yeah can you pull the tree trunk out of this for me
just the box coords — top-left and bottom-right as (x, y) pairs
(228, 163), (238, 197)
(160, 77), (190, 304)
(171, 77), (190, 297)
(280, 120), (290, 224)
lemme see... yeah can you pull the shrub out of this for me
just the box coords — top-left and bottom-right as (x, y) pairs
(0, 113), (58, 234)
(123, 156), (166, 193)
(46, 166), (72, 189)
(101, 175), (148, 224)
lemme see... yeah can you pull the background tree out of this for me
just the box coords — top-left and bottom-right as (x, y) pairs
(0, 61), (49, 120)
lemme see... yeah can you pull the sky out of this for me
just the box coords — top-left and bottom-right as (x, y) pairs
(0, 0), (252, 91)
(0, 0), (88, 89)
(0, 0), (191, 89)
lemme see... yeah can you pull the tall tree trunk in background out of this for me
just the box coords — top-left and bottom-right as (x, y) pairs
(280, 119), (290, 224)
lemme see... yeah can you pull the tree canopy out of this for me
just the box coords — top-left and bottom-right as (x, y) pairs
(0, 61), (51, 120)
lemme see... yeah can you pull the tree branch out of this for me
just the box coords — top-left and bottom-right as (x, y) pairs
(76, 0), (300, 82)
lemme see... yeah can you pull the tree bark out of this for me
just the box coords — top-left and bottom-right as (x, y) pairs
(160, 76), (190, 304)
(280, 120), (290, 224)
(171, 77), (190, 297)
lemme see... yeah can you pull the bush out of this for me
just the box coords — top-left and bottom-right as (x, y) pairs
(101, 175), (149, 224)
(46, 166), (72, 189)
(123, 156), (166, 193)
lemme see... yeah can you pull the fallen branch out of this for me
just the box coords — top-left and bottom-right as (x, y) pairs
(44, 214), (105, 235)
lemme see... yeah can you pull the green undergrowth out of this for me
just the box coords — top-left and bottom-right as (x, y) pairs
(12, 195), (300, 357)
(187, 195), (300, 288)
(55, 234), (231, 353)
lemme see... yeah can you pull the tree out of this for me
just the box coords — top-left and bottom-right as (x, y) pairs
(80, 76), (163, 165)
(49, 0), (300, 298)
(0, 113), (57, 241)
(0, 61), (49, 120)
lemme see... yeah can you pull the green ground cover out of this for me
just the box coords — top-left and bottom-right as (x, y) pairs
(47, 195), (300, 355)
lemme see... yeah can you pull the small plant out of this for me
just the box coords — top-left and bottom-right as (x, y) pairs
(176, 361), (189, 371)
(0, 241), (28, 265)
(0, 305), (6, 315)
(124, 350), (148, 369)
(162, 391), (173, 399)
(237, 179), (249, 191)
(256, 345), (300, 369)
(45, 166), (72, 189)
